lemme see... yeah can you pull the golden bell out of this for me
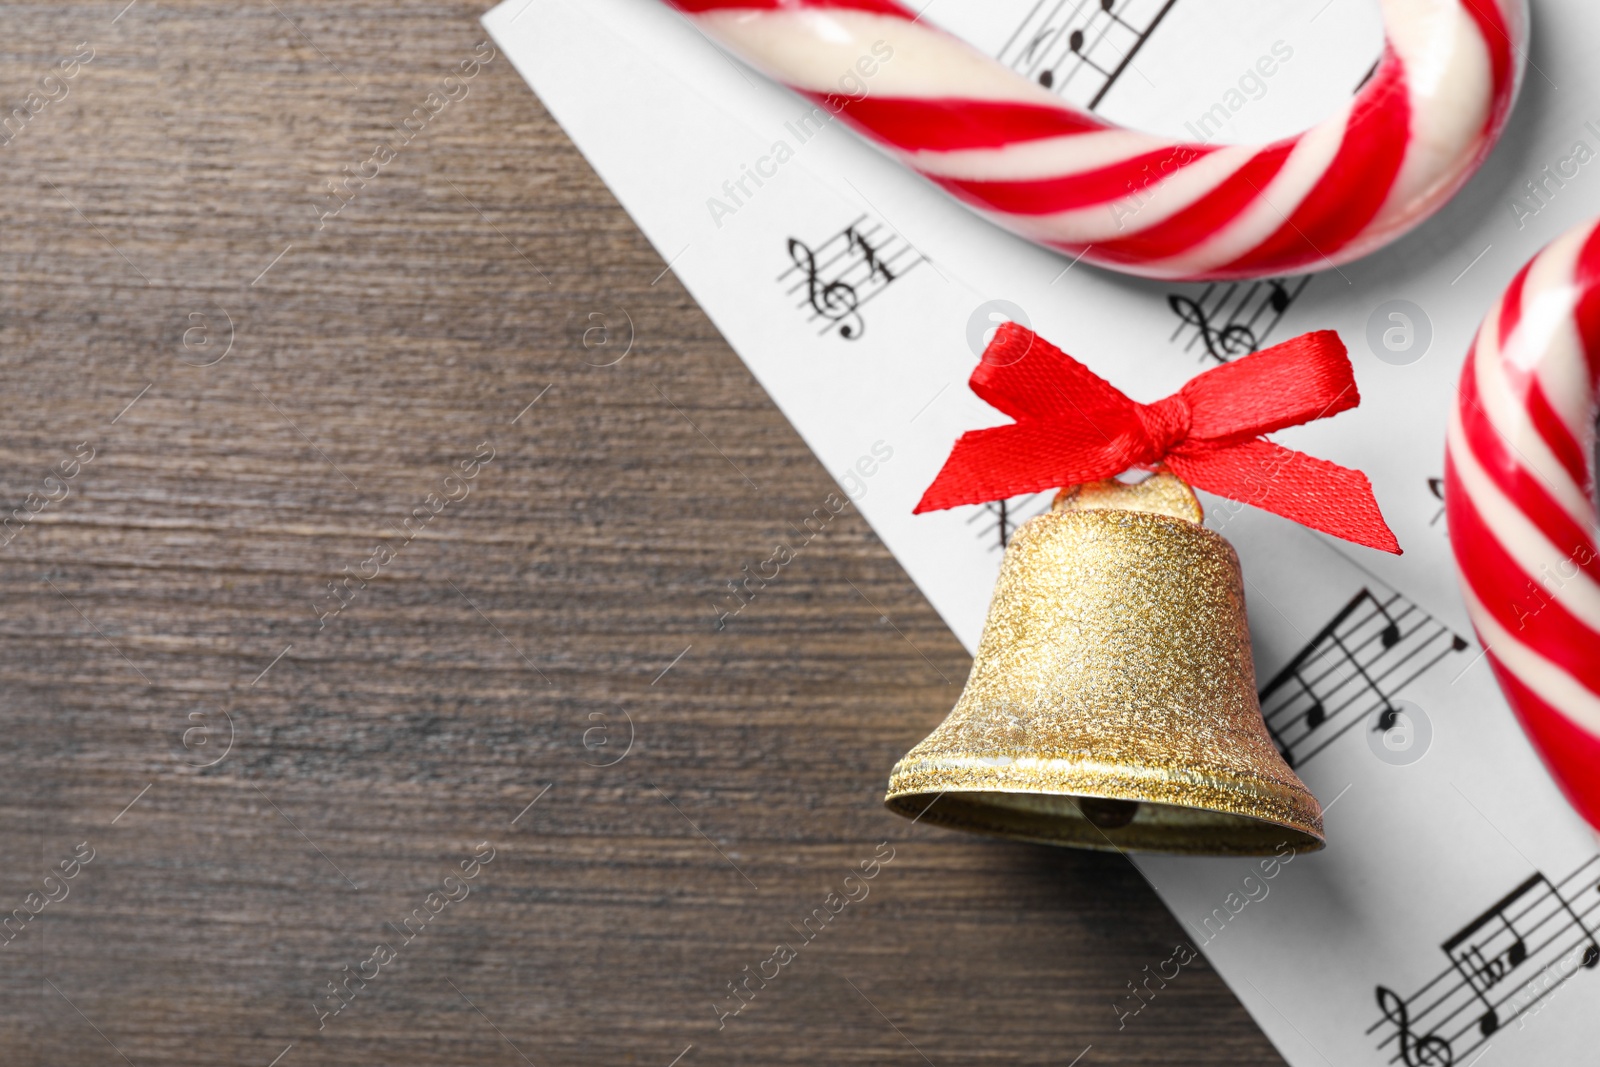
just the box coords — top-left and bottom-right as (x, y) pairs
(885, 472), (1324, 855)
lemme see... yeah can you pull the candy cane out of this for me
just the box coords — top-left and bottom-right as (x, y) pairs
(668, 0), (1524, 281)
(1446, 219), (1600, 829)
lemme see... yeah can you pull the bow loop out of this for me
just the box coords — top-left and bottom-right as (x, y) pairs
(915, 325), (1400, 554)
(1178, 330), (1360, 439)
(971, 322), (1132, 424)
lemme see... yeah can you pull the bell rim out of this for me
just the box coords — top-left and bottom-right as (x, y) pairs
(884, 755), (1325, 856)
(885, 785), (1325, 856)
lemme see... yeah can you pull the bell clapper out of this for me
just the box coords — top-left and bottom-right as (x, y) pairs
(1079, 797), (1141, 830)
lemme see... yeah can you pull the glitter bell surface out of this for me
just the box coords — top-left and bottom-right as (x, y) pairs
(885, 473), (1325, 855)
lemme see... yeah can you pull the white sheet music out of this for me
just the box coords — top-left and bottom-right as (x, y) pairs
(484, 2), (1600, 1062)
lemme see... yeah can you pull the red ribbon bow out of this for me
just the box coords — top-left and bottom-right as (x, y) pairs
(916, 324), (1400, 554)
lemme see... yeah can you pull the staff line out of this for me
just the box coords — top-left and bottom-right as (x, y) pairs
(785, 235), (918, 303)
(788, 243), (919, 308)
(1370, 855), (1600, 1061)
(1268, 622), (1456, 743)
(1263, 607), (1439, 722)
(1262, 604), (1428, 728)
(1275, 638), (1466, 765)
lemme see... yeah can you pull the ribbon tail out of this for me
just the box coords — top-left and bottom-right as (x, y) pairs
(1169, 440), (1401, 554)
(913, 421), (1133, 513)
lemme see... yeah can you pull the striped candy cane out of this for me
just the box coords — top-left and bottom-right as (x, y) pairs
(669, 0), (1525, 281)
(1446, 219), (1600, 829)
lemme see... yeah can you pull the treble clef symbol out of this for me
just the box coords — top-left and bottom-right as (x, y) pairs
(1167, 293), (1258, 364)
(1376, 986), (1453, 1066)
(788, 237), (866, 340)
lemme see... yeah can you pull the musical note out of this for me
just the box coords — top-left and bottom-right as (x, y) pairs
(967, 492), (1053, 553)
(1259, 588), (1469, 769)
(1267, 281), (1291, 313)
(1376, 987), (1454, 1067)
(848, 226), (896, 287)
(1373, 615), (1401, 734)
(1289, 672), (1327, 731)
(991, 498), (1012, 549)
(1443, 874), (1542, 1036)
(1166, 277), (1310, 364)
(1373, 596), (1402, 660)
(778, 215), (922, 340)
(997, 0), (1181, 111)
(1370, 857), (1600, 1065)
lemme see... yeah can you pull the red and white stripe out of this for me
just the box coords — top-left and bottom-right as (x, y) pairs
(667, 0), (1524, 281)
(1446, 219), (1600, 830)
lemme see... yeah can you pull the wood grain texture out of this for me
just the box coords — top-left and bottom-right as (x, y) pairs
(0, 4), (1288, 1065)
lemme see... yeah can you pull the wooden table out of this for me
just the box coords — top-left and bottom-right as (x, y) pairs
(0, 4), (1286, 1064)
